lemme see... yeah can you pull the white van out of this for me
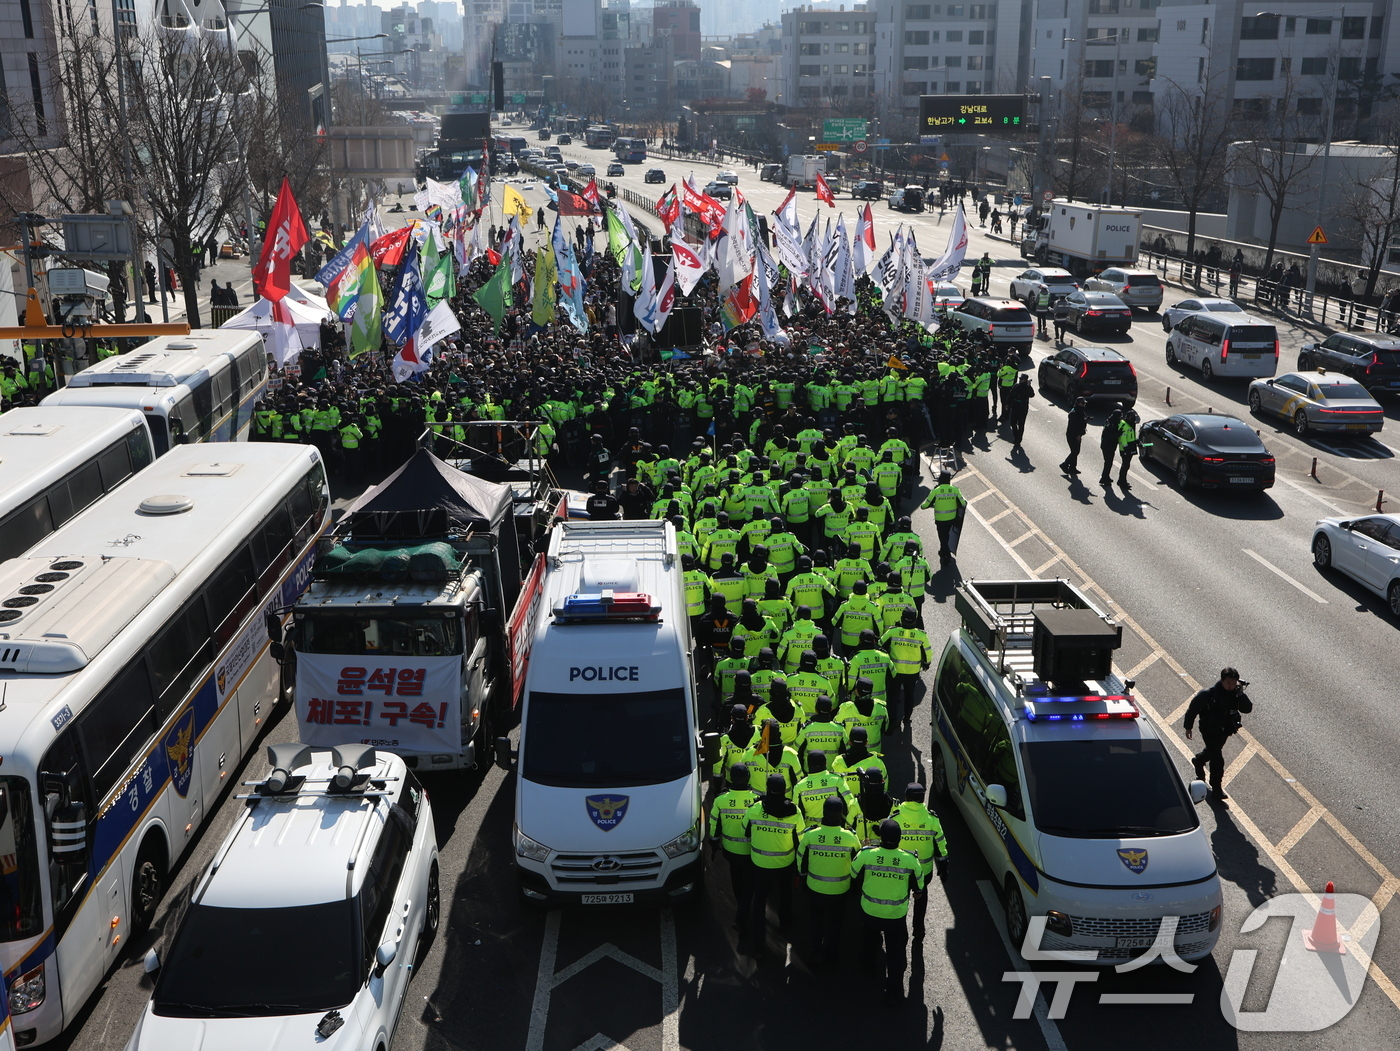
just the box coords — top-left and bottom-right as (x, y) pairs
(931, 580), (1222, 963)
(1166, 313), (1279, 380)
(499, 520), (705, 906)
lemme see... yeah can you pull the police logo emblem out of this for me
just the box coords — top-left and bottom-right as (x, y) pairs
(585, 795), (630, 832)
(1117, 848), (1149, 875)
(955, 751), (970, 795)
(165, 709), (196, 798)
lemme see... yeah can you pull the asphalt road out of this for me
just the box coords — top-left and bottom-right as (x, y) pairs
(52, 137), (1400, 1051)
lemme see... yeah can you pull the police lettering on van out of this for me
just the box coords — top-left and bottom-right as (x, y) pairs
(569, 665), (641, 682)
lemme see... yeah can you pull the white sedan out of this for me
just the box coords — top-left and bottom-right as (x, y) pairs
(930, 282), (965, 311)
(1160, 296), (1245, 332)
(1313, 513), (1400, 616)
(717, 170), (740, 184)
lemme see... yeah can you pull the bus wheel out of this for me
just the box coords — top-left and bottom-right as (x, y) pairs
(131, 838), (168, 937)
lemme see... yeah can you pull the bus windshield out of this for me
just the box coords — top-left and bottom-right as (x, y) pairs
(0, 778), (45, 942)
(524, 689), (691, 788)
(298, 614), (463, 657)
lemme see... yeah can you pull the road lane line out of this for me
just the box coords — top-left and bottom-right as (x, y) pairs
(1125, 652), (1162, 678)
(1242, 548), (1329, 603)
(1270, 470), (1351, 515)
(1006, 530), (1035, 548)
(976, 880), (1069, 1051)
(1033, 556), (1062, 575)
(984, 507), (1015, 525)
(1274, 806), (1325, 854)
(526, 912), (563, 1051)
(955, 461), (1400, 1016)
(1219, 741), (1258, 788)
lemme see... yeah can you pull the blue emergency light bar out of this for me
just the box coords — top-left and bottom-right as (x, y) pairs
(1024, 695), (1139, 721)
(555, 590), (661, 622)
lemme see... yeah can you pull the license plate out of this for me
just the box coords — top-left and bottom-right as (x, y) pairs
(1346, 423), (1371, 430)
(581, 893), (634, 904)
(1230, 477), (1254, 484)
(1116, 935), (1156, 949)
(1102, 379), (1121, 385)
(1241, 353), (1261, 359)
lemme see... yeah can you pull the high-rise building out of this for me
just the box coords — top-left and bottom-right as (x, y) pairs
(777, 5), (876, 109)
(654, 0), (701, 60)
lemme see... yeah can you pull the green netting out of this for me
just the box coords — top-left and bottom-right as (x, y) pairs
(316, 541), (463, 581)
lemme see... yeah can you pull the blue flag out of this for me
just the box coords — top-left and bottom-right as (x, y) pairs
(383, 241), (427, 349)
(314, 225), (367, 288)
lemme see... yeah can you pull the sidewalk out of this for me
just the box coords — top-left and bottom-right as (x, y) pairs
(132, 253), (257, 329)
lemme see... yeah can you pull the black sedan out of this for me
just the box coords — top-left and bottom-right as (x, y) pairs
(1058, 290), (1133, 334)
(853, 180), (883, 200)
(1140, 413), (1276, 491)
(1037, 345), (1138, 405)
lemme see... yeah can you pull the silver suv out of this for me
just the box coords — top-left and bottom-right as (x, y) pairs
(1084, 268), (1164, 311)
(952, 297), (1035, 353)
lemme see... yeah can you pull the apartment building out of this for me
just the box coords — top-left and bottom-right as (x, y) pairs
(777, 5), (877, 108)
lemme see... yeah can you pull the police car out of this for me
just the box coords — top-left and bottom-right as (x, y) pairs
(930, 580), (1222, 964)
(498, 519), (706, 906)
(125, 744), (439, 1050)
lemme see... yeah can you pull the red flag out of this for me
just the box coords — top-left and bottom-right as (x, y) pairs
(369, 227), (412, 267)
(252, 176), (308, 302)
(657, 186), (680, 227)
(581, 178), (601, 205)
(557, 190), (596, 216)
(859, 204), (876, 249)
(681, 181), (725, 232)
(775, 184), (797, 219)
(815, 173), (835, 208)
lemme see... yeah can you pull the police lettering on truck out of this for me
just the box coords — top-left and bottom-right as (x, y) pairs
(504, 520), (705, 907)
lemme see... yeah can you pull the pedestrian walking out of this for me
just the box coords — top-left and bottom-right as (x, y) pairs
(797, 795), (860, 965)
(1060, 396), (1087, 475)
(709, 762), (759, 936)
(920, 470), (966, 564)
(1098, 403), (1125, 486)
(1053, 297), (1071, 343)
(890, 783), (948, 940)
(740, 773), (802, 956)
(852, 818), (924, 1005)
(1003, 373), (1034, 448)
(1184, 668), (1253, 800)
(1035, 284), (1051, 339)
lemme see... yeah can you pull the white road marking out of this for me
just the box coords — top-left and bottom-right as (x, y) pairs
(976, 880), (1069, 1051)
(526, 909), (680, 1051)
(1242, 548), (1329, 604)
(1271, 471), (1350, 516)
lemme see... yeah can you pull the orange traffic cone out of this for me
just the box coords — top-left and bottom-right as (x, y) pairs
(1303, 881), (1346, 954)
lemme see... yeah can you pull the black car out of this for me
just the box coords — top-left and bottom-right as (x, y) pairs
(1037, 345), (1138, 405)
(557, 134), (572, 145)
(1058, 290), (1133, 334)
(760, 163), (784, 182)
(1140, 413), (1276, 491)
(1297, 332), (1400, 397)
(644, 167), (667, 184)
(853, 180), (883, 200)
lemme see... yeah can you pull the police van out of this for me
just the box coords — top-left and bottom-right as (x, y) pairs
(497, 519), (705, 905)
(930, 579), (1222, 963)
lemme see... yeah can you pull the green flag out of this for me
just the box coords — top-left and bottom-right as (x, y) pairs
(423, 230), (456, 309)
(473, 261), (512, 335)
(605, 207), (630, 266)
(348, 248), (382, 358)
(532, 240), (558, 329)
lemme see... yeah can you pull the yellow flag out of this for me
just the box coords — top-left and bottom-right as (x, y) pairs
(503, 185), (532, 219)
(886, 354), (909, 370)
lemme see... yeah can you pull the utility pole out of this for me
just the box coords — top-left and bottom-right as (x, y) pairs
(1033, 76), (1053, 209)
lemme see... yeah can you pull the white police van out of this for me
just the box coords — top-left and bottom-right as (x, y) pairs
(931, 580), (1222, 963)
(498, 520), (706, 905)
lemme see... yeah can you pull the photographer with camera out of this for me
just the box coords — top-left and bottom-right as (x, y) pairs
(1184, 668), (1253, 801)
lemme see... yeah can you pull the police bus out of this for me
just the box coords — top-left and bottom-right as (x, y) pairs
(39, 331), (268, 456)
(613, 137), (647, 163)
(498, 519), (706, 906)
(0, 407), (154, 566)
(0, 443), (328, 1045)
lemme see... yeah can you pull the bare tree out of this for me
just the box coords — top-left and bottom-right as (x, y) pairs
(1152, 73), (1238, 263)
(1052, 76), (1106, 203)
(1233, 76), (1318, 271)
(245, 90), (330, 227)
(1336, 109), (1400, 296)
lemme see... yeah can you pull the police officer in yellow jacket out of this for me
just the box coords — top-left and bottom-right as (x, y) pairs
(798, 795), (860, 965)
(891, 782), (948, 939)
(920, 471), (966, 564)
(881, 608), (933, 733)
(852, 818), (926, 1005)
(709, 763), (759, 936)
(740, 773), (803, 956)
(791, 750), (855, 828)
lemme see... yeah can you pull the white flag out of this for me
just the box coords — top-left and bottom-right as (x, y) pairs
(634, 241), (659, 332)
(716, 199), (753, 296)
(853, 204), (875, 275)
(923, 203), (971, 285)
(835, 215), (857, 315)
(654, 252), (676, 334)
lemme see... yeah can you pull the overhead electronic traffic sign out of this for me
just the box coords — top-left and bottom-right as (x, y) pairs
(920, 95), (1028, 139)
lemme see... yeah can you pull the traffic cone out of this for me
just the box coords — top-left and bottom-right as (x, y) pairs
(1303, 881), (1346, 954)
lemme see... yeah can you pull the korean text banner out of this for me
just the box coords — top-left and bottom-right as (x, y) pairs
(297, 653), (460, 754)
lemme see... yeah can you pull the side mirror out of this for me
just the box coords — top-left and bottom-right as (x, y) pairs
(143, 949), (161, 974)
(494, 736), (513, 769)
(701, 732), (721, 767)
(985, 784), (1009, 809)
(375, 941), (398, 972)
(270, 642), (285, 662)
(264, 613), (283, 644)
(1188, 780), (1208, 805)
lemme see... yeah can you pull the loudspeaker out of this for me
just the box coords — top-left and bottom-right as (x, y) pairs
(657, 306), (704, 347)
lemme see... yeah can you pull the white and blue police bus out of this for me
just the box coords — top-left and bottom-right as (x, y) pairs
(39, 331), (268, 455)
(0, 442), (328, 1045)
(0, 407), (155, 566)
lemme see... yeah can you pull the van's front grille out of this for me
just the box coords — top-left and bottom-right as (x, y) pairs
(1069, 911), (1214, 939)
(550, 850), (665, 885)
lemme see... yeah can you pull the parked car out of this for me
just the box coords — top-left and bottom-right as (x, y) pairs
(1166, 314), (1279, 380)
(1058, 290), (1133, 334)
(607, 162), (625, 176)
(645, 167), (667, 184)
(1037, 345), (1138, 405)
(1009, 267), (1078, 307)
(1160, 296), (1246, 332)
(704, 181), (733, 199)
(1083, 267), (1164, 311)
(760, 163), (784, 182)
(1140, 412), (1276, 491)
(1247, 371), (1385, 437)
(1297, 332), (1400, 397)
(1312, 513), (1400, 616)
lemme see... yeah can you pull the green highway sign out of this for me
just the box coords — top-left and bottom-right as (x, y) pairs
(512, 93), (526, 104)
(822, 118), (868, 143)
